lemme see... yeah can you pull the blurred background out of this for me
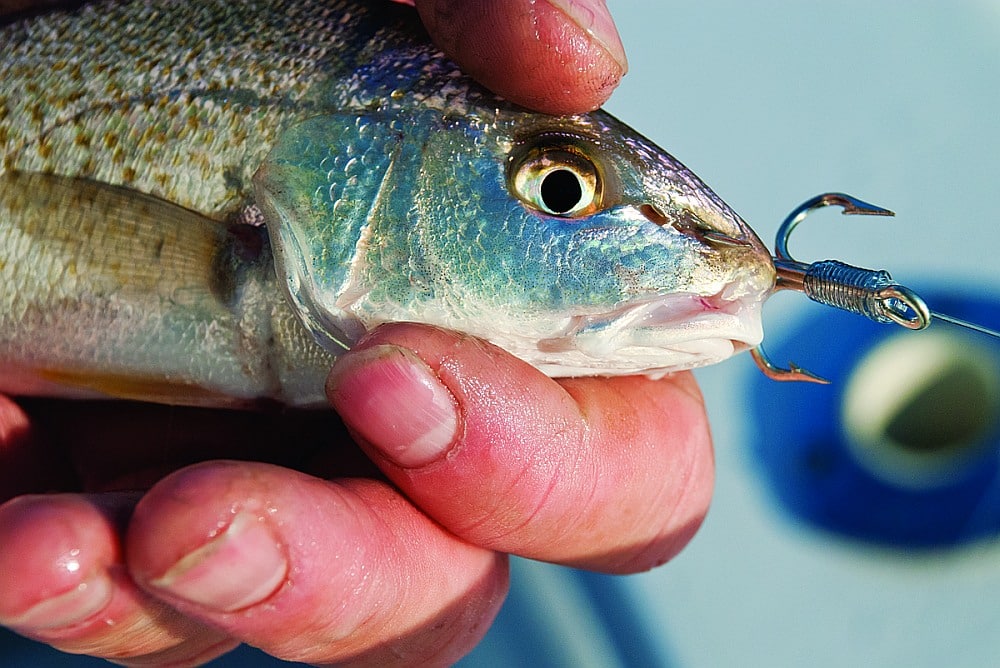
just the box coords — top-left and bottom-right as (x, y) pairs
(4, 1), (999, 666)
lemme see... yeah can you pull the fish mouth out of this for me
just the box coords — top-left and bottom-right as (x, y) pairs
(534, 289), (765, 377)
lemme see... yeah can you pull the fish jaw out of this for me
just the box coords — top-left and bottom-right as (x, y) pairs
(443, 237), (772, 378)
(531, 291), (767, 377)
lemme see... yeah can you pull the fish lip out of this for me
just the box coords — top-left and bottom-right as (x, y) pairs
(532, 288), (765, 377)
(627, 291), (763, 343)
(538, 288), (764, 355)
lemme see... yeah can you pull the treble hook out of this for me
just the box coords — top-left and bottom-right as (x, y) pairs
(751, 193), (1000, 383)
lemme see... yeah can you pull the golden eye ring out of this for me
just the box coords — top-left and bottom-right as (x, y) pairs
(510, 147), (602, 217)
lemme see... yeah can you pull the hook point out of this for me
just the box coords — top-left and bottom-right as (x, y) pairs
(751, 348), (830, 384)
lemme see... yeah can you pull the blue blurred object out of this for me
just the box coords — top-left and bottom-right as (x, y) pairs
(748, 289), (1000, 547)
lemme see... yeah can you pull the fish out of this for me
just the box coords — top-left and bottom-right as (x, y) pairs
(0, 0), (776, 408)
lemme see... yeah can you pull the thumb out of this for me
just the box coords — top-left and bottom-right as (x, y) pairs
(327, 323), (714, 573)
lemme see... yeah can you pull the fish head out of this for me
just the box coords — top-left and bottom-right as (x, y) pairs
(256, 107), (776, 377)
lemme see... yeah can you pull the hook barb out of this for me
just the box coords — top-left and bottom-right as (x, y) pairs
(754, 193), (901, 383)
(750, 348), (830, 384)
(774, 192), (894, 262)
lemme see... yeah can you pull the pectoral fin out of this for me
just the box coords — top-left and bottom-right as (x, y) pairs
(0, 171), (282, 407)
(1, 170), (233, 302)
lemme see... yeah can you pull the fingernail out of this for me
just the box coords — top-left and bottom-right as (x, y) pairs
(9, 572), (112, 630)
(546, 0), (628, 74)
(149, 512), (287, 613)
(328, 344), (460, 468)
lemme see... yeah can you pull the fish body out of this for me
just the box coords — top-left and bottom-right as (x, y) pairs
(0, 0), (775, 407)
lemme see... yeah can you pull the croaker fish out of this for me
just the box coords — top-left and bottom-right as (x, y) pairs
(0, 0), (776, 407)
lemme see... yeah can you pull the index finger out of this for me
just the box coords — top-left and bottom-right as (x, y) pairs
(408, 0), (628, 114)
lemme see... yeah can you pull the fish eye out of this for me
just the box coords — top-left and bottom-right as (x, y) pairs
(510, 146), (602, 217)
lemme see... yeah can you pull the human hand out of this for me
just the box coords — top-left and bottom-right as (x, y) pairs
(0, 323), (712, 665)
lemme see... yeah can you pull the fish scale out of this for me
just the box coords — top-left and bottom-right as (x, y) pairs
(1, 0), (388, 214)
(0, 0), (776, 406)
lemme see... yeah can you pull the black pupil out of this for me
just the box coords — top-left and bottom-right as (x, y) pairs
(540, 169), (583, 214)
